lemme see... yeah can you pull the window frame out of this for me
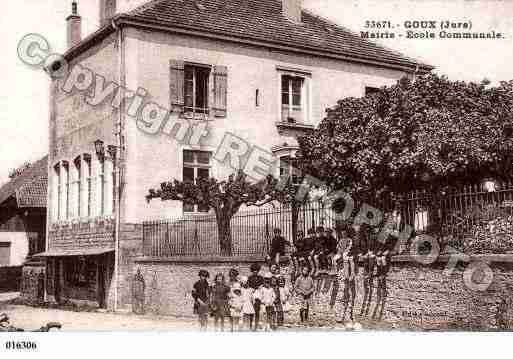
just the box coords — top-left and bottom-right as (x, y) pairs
(365, 86), (380, 97)
(84, 155), (92, 218)
(63, 161), (70, 220)
(99, 159), (106, 216)
(74, 157), (82, 218)
(54, 164), (61, 221)
(279, 155), (302, 185)
(184, 63), (212, 118)
(277, 68), (311, 125)
(182, 149), (212, 214)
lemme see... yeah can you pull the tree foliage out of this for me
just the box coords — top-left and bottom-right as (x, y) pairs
(146, 171), (304, 255)
(298, 74), (513, 202)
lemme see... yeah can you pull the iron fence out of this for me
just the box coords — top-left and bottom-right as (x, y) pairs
(142, 181), (513, 257)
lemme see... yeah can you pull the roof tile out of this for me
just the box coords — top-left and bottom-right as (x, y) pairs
(123, 0), (432, 71)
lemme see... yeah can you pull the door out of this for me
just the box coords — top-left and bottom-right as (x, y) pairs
(97, 258), (106, 308)
(54, 259), (61, 303)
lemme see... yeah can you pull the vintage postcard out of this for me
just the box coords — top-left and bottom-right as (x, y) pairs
(1, 0), (512, 356)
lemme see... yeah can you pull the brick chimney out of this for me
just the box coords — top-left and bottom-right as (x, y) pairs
(66, 1), (82, 49)
(282, 0), (303, 23)
(99, 0), (117, 27)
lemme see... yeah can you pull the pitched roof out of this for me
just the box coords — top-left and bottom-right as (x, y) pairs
(0, 156), (48, 209)
(118, 0), (432, 72)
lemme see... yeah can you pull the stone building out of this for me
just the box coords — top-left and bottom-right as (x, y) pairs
(42, 0), (431, 310)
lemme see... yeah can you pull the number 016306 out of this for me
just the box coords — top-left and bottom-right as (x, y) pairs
(4, 341), (38, 350)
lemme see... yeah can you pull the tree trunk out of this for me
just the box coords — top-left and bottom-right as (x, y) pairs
(217, 214), (233, 256)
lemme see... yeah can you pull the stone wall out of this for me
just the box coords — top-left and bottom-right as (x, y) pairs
(129, 255), (513, 330)
(20, 265), (45, 303)
(115, 223), (144, 310)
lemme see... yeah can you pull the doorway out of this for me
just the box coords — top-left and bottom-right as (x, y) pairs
(54, 259), (61, 303)
(97, 258), (106, 309)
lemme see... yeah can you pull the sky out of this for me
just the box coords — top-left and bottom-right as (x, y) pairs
(1, 0), (513, 183)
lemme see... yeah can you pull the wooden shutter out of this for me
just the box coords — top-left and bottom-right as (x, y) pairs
(169, 60), (185, 111)
(213, 65), (228, 117)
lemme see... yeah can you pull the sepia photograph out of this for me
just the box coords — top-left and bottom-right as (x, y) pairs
(1, 0), (513, 357)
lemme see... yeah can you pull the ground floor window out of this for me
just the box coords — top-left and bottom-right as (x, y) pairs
(0, 242), (11, 266)
(183, 150), (212, 213)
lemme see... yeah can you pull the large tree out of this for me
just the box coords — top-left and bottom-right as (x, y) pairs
(298, 74), (513, 236)
(146, 171), (303, 255)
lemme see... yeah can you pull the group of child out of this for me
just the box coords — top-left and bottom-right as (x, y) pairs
(290, 226), (340, 277)
(192, 224), (395, 330)
(192, 263), (306, 331)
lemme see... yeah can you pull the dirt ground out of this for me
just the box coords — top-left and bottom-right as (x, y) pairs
(0, 293), (398, 332)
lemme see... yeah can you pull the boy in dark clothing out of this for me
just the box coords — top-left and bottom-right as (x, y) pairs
(372, 233), (393, 320)
(312, 226), (326, 276)
(305, 228), (316, 276)
(192, 270), (210, 330)
(248, 263), (264, 331)
(359, 224), (377, 317)
(272, 277), (282, 329)
(211, 272), (231, 331)
(267, 228), (290, 267)
(323, 228), (338, 273)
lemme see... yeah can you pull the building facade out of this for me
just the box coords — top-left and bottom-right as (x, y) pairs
(43, 0), (432, 310)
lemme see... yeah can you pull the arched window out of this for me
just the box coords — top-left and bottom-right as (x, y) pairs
(84, 154), (92, 217)
(62, 161), (70, 220)
(99, 158), (106, 215)
(74, 156), (82, 218)
(54, 163), (61, 220)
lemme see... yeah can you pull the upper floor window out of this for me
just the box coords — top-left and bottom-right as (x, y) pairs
(169, 60), (227, 118)
(99, 159), (106, 216)
(365, 86), (380, 97)
(279, 69), (310, 125)
(63, 161), (70, 220)
(183, 150), (211, 213)
(74, 157), (82, 218)
(184, 65), (210, 116)
(84, 155), (92, 217)
(54, 164), (61, 220)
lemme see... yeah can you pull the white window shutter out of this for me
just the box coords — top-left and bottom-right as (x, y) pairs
(213, 65), (228, 117)
(169, 60), (185, 111)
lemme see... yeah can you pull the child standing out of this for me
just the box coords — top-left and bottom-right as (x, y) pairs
(277, 276), (290, 327)
(259, 274), (276, 330)
(239, 276), (255, 330)
(272, 277), (282, 329)
(211, 272), (230, 331)
(229, 283), (244, 331)
(191, 270), (210, 331)
(248, 263), (264, 331)
(294, 266), (315, 324)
